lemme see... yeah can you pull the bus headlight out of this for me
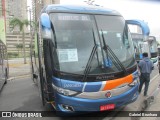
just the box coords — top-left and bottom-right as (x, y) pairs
(128, 79), (139, 87)
(128, 71), (140, 87)
(52, 84), (79, 96)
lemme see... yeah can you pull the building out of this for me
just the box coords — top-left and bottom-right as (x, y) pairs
(0, 0), (4, 17)
(5, 0), (28, 33)
(1, 0), (60, 57)
(32, 0), (60, 22)
(0, 0), (6, 31)
(4, 0), (31, 58)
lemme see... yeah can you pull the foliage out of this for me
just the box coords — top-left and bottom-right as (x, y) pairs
(29, 44), (35, 49)
(8, 52), (30, 58)
(8, 52), (18, 58)
(31, 21), (38, 31)
(9, 18), (30, 64)
(15, 44), (23, 49)
(10, 18), (29, 32)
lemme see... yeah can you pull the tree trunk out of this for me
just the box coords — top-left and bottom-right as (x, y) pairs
(18, 49), (20, 58)
(22, 31), (26, 64)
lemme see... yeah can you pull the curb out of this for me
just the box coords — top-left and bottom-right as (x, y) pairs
(7, 74), (31, 80)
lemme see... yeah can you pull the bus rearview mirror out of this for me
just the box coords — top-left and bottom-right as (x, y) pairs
(40, 13), (51, 29)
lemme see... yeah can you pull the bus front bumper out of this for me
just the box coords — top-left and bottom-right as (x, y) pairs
(54, 84), (139, 113)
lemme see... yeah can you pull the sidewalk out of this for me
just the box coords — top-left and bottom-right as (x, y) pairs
(8, 58), (31, 79)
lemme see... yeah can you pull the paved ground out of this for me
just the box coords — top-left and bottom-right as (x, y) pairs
(8, 58), (31, 79)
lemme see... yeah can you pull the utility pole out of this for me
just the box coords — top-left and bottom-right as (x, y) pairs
(29, 8), (32, 33)
(27, 6), (34, 71)
(27, 6), (32, 40)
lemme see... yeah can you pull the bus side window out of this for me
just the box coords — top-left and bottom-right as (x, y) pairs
(123, 26), (130, 49)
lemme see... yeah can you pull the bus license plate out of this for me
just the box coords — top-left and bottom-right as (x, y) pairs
(100, 104), (115, 111)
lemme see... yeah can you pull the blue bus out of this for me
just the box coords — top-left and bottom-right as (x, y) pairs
(148, 36), (158, 63)
(126, 20), (150, 62)
(131, 33), (145, 61)
(30, 5), (139, 113)
(127, 20), (158, 63)
(0, 39), (8, 91)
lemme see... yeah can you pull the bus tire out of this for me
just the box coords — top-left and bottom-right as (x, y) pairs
(38, 69), (46, 106)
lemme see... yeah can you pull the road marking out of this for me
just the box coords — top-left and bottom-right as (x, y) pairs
(151, 74), (159, 83)
(142, 73), (159, 91)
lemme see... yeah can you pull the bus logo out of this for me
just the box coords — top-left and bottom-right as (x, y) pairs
(105, 91), (112, 98)
(2, 112), (11, 117)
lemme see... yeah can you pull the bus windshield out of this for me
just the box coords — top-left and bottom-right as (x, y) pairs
(50, 13), (135, 75)
(133, 38), (144, 59)
(150, 40), (157, 53)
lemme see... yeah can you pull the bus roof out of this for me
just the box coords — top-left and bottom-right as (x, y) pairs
(42, 4), (121, 16)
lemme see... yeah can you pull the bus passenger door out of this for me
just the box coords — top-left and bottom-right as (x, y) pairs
(39, 13), (56, 105)
(30, 33), (39, 84)
(30, 29), (46, 106)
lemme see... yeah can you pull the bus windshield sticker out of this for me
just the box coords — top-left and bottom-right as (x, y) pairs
(58, 49), (78, 62)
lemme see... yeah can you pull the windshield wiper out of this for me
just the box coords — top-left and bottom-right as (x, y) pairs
(82, 30), (98, 81)
(101, 30), (127, 74)
(82, 45), (97, 81)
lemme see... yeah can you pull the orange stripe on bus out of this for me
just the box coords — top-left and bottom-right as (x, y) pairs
(102, 74), (133, 91)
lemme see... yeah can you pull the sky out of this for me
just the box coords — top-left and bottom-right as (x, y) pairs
(60, 0), (160, 40)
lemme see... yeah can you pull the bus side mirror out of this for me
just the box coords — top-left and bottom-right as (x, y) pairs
(40, 13), (51, 29)
(40, 13), (52, 39)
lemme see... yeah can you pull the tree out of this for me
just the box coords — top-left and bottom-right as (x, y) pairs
(15, 43), (23, 57)
(10, 18), (30, 64)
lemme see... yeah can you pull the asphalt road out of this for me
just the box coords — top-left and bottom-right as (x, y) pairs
(0, 64), (159, 120)
(0, 76), (121, 119)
